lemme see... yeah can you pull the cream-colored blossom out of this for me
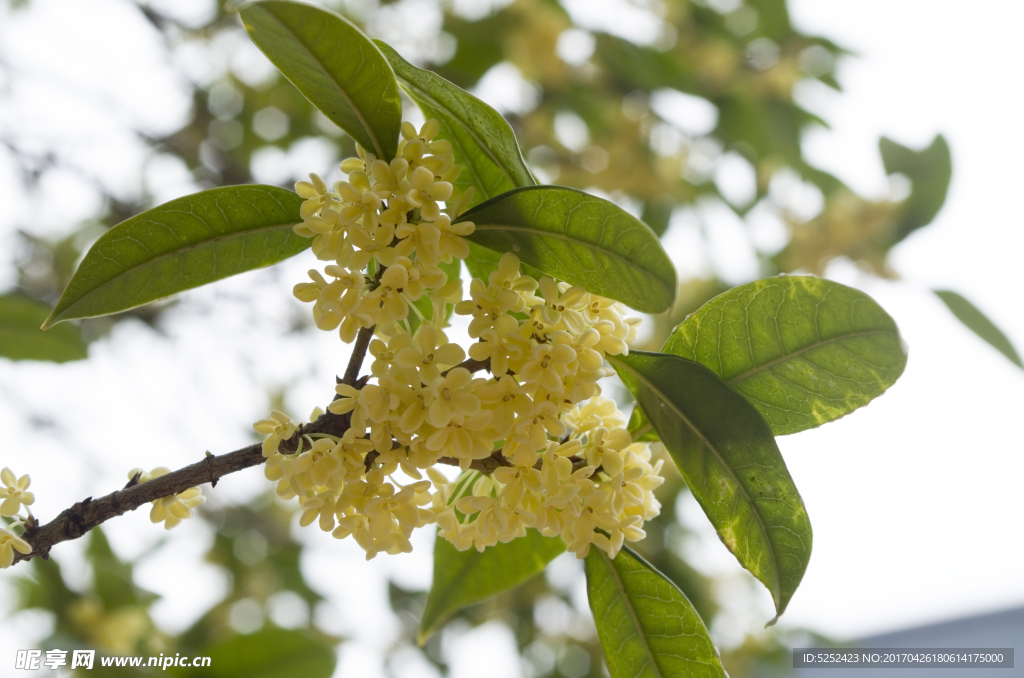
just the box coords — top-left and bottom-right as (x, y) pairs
(396, 325), (466, 384)
(0, 468), (33, 517)
(427, 367), (481, 427)
(0, 528), (31, 568)
(253, 411), (297, 457)
(131, 467), (205, 530)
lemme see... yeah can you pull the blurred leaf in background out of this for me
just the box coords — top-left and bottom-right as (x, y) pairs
(12, 497), (339, 676)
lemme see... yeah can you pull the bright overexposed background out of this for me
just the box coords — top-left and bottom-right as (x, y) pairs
(1, 0), (1022, 674)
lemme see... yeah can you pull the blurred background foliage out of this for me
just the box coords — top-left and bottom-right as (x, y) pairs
(0, 0), (961, 675)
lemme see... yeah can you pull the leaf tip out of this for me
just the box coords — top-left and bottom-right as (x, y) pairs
(39, 312), (60, 331)
(765, 614), (780, 628)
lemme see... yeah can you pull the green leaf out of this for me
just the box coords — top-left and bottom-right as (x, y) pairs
(239, 1), (402, 159)
(375, 41), (536, 209)
(585, 545), (726, 678)
(626, 405), (657, 442)
(419, 528), (565, 643)
(609, 350), (812, 621)
(662, 276), (907, 435)
(86, 528), (157, 610)
(463, 241), (505, 285)
(0, 293), (87, 361)
(43, 185), (308, 328)
(879, 134), (951, 245)
(935, 289), (1023, 368)
(640, 195), (674, 237)
(457, 186), (677, 313)
(190, 628), (335, 678)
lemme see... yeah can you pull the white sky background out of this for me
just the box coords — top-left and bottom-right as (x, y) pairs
(0, 0), (1023, 674)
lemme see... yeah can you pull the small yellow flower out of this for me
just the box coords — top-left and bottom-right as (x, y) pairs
(534, 277), (587, 334)
(404, 166), (453, 221)
(348, 222), (396, 271)
(0, 527), (32, 567)
(368, 157), (410, 199)
(468, 314), (527, 376)
(253, 410), (297, 457)
(0, 468), (34, 517)
(369, 333), (413, 377)
(520, 340), (577, 393)
(454, 278), (521, 338)
(426, 411), (495, 469)
(435, 214), (474, 262)
(295, 173), (334, 220)
(427, 367), (481, 427)
(396, 325), (466, 383)
(477, 374), (532, 438)
(131, 468), (205, 530)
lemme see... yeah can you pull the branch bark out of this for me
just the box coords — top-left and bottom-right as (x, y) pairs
(14, 408), (352, 565)
(12, 348), (593, 566)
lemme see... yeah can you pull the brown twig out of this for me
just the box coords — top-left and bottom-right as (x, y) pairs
(13, 409), (350, 565)
(341, 263), (386, 387)
(15, 442), (265, 564)
(10, 345), (589, 566)
(342, 324), (376, 386)
(441, 357), (490, 377)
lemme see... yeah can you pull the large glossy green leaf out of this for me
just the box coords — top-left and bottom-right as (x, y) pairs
(419, 528), (565, 643)
(239, 1), (401, 159)
(609, 351), (812, 621)
(935, 289), (1022, 368)
(189, 628), (335, 678)
(662, 276), (907, 435)
(0, 293), (87, 361)
(457, 186), (677, 313)
(586, 545), (726, 678)
(43, 185), (308, 328)
(375, 41), (535, 209)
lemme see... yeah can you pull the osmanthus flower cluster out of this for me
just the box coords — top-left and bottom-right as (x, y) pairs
(256, 120), (667, 560)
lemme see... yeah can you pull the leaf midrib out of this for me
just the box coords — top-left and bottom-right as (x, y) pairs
(724, 329), (896, 385)
(54, 220), (302, 321)
(255, 5), (385, 158)
(610, 355), (782, 603)
(600, 549), (666, 678)
(469, 224), (673, 290)
(422, 546), (484, 636)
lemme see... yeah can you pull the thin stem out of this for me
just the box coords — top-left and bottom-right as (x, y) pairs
(405, 294), (427, 322)
(441, 357), (490, 377)
(630, 422), (653, 440)
(11, 337), (580, 566)
(342, 324), (375, 386)
(12, 408), (353, 566)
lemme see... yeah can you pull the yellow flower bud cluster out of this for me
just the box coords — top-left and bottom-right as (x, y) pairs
(259, 120), (665, 561)
(434, 399), (666, 559)
(292, 120), (471, 342)
(128, 467), (205, 530)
